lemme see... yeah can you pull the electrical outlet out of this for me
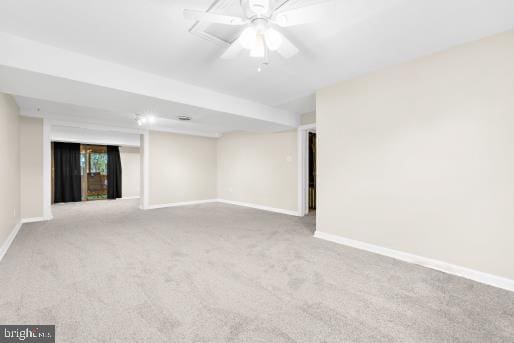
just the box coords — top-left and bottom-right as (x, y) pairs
(13, 208), (16, 218)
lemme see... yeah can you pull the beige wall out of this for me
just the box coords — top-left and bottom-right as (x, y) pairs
(148, 131), (217, 206)
(20, 116), (44, 219)
(120, 146), (140, 198)
(317, 29), (514, 280)
(217, 131), (297, 212)
(0, 94), (20, 247)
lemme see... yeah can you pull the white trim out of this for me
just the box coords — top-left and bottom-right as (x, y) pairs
(121, 196), (140, 200)
(0, 222), (22, 262)
(314, 231), (514, 292)
(140, 198), (302, 216)
(217, 199), (301, 217)
(20, 217), (51, 224)
(42, 118), (53, 221)
(47, 119), (142, 147)
(140, 131), (150, 210)
(299, 123), (317, 131)
(297, 128), (305, 216)
(51, 137), (140, 148)
(43, 117), (220, 139)
(297, 123), (316, 217)
(27, 116), (221, 139)
(143, 199), (218, 210)
(44, 119), (145, 135)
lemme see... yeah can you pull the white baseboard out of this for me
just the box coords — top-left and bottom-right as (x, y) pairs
(217, 199), (301, 217)
(141, 198), (301, 217)
(20, 216), (52, 224)
(314, 231), (514, 292)
(143, 199), (218, 210)
(121, 196), (140, 200)
(0, 221), (22, 262)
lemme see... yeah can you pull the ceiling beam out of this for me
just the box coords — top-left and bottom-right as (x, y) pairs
(0, 32), (299, 128)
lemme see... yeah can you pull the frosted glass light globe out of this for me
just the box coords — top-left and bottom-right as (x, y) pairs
(240, 26), (257, 50)
(250, 34), (265, 58)
(264, 28), (283, 51)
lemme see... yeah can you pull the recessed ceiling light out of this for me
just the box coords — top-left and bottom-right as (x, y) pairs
(177, 115), (192, 121)
(135, 114), (147, 126)
(135, 113), (156, 126)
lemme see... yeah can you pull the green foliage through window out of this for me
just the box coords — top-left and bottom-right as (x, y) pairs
(90, 153), (107, 175)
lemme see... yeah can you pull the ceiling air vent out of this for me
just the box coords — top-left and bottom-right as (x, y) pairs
(177, 115), (192, 121)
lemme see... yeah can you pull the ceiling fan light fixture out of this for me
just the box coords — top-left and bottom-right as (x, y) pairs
(250, 34), (265, 58)
(248, 0), (270, 15)
(184, 0), (335, 62)
(240, 26), (257, 50)
(275, 14), (288, 26)
(264, 28), (282, 51)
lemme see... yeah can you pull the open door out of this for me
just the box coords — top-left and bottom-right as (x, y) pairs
(80, 145), (108, 201)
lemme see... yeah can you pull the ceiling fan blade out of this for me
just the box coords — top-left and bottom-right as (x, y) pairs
(272, 1), (336, 27)
(276, 33), (299, 59)
(183, 9), (247, 26)
(221, 38), (245, 59)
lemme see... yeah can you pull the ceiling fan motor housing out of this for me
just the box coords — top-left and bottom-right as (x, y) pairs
(247, 0), (270, 15)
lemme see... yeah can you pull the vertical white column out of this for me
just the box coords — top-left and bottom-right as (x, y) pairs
(297, 124), (316, 217)
(140, 131), (150, 210)
(42, 119), (53, 220)
(297, 128), (306, 217)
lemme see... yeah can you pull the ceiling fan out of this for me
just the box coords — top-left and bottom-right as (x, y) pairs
(184, 0), (335, 65)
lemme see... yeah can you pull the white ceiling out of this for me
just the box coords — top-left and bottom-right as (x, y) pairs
(0, 32), (297, 136)
(14, 91), (296, 137)
(1, 0), (514, 132)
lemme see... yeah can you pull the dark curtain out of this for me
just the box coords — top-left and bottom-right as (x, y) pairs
(107, 145), (122, 199)
(54, 142), (82, 203)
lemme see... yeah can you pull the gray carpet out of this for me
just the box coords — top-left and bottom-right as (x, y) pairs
(0, 200), (512, 342)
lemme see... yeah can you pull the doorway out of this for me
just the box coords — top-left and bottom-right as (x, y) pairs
(80, 145), (108, 201)
(308, 132), (316, 212)
(297, 123), (316, 217)
(51, 142), (123, 203)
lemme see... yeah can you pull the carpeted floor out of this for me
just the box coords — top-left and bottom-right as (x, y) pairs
(0, 200), (512, 342)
